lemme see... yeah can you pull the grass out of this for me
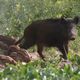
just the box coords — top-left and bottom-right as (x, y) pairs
(0, 49), (80, 80)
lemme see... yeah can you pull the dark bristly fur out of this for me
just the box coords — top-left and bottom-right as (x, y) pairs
(15, 17), (79, 60)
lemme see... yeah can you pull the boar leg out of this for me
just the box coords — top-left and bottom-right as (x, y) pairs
(37, 43), (45, 60)
(58, 44), (68, 60)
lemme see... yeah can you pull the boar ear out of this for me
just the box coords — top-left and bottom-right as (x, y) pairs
(73, 16), (80, 24)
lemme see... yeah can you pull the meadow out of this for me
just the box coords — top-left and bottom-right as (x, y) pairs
(0, 0), (80, 80)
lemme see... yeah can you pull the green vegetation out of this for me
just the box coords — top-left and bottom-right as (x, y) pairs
(0, 0), (80, 80)
(0, 53), (80, 80)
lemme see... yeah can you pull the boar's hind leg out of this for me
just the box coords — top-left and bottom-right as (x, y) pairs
(58, 44), (68, 60)
(37, 43), (45, 60)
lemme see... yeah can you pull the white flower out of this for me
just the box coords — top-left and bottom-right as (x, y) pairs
(78, 71), (80, 74)
(40, 72), (42, 76)
(10, 67), (12, 70)
(51, 73), (56, 76)
(6, 28), (9, 31)
(33, 79), (37, 80)
(36, 69), (39, 72)
(22, 62), (26, 65)
(43, 75), (46, 80)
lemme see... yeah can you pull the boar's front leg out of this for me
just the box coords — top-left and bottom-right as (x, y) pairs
(37, 43), (45, 61)
(58, 44), (68, 60)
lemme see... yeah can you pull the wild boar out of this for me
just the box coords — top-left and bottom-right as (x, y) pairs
(15, 16), (79, 60)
